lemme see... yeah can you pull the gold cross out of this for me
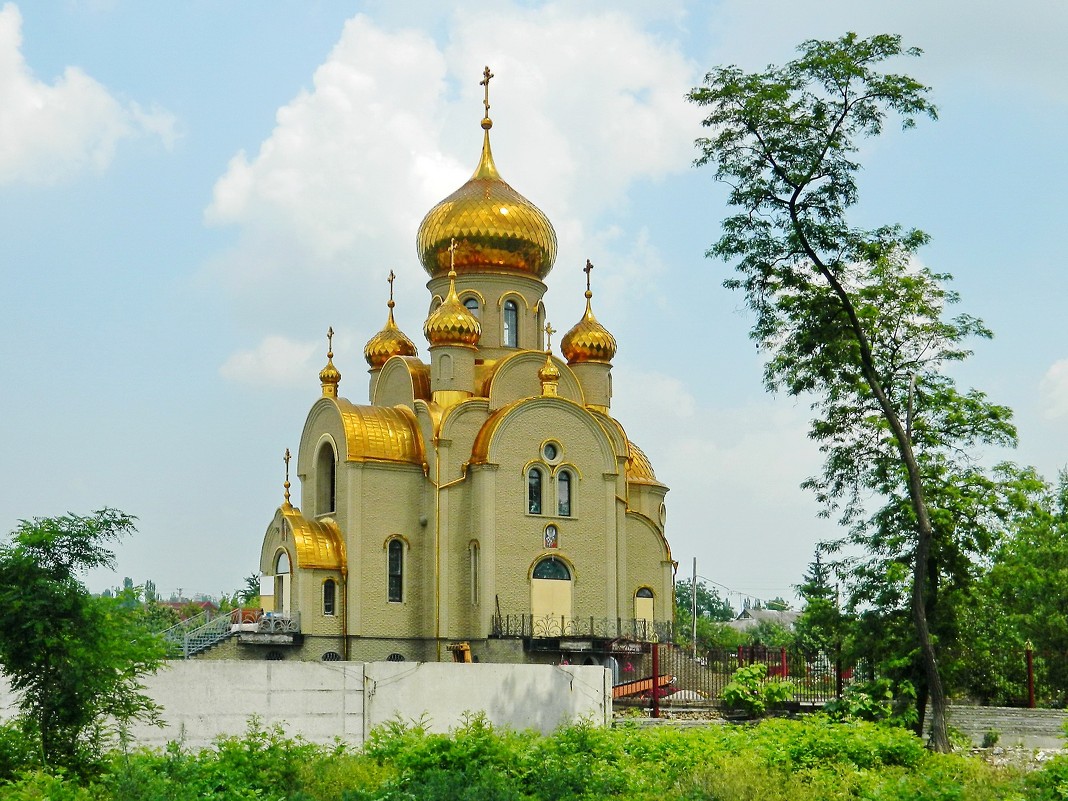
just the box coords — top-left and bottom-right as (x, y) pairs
(326, 326), (334, 358)
(387, 270), (395, 300)
(480, 66), (494, 118)
(544, 322), (556, 351)
(584, 259), (594, 293)
(448, 237), (458, 273)
(283, 448), (292, 506)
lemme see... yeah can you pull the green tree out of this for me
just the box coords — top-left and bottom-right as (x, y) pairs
(674, 579), (734, 622)
(794, 550), (846, 657)
(0, 510), (166, 775)
(689, 32), (1017, 751)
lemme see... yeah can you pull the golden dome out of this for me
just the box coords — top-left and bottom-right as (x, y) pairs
(626, 440), (659, 484)
(561, 262), (616, 364)
(319, 327), (341, 397)
(423, 269), (481, 347)
(415, 71), (557, 280)
(364, 273), (417, 369)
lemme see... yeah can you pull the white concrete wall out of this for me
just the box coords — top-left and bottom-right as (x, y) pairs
(0, 661), (611, 751)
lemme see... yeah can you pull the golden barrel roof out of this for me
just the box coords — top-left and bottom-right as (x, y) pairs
(561, 292), (617, 364)
(416, 128), (557, 280)
(334, 399), (425, 465)
(280, 509), (346, 571)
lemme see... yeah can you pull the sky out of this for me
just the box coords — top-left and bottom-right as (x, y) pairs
(1, 1), (1065, 608)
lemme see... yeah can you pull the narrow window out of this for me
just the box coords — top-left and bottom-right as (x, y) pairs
(470, 542), (480, 606)
(323, 579), (336, 616)
(528, 467), (543, 514)
(557, 471), (571, 516)
(503, 300), (518, 347)
(316, 443), (336, 515)
(463, 297), (480, 317)
(387, 540), (403, 602)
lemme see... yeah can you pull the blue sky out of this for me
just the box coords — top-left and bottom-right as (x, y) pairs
(1, 1), (1065, 607)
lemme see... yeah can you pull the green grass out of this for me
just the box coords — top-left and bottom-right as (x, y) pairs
(0, 713), (1046, 800)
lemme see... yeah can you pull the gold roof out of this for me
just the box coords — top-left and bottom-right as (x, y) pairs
(319, 327), (341, 396)
(562, 260), (616, 364)
(281, 508), (346, 571)
(561, 293), (617, 364)
(365, 302), (417, 369)
(334, 399), (425, 464)
(424, 270), (481, 347)
(415, 72), (557, 280)
(626, 440), (660, 485)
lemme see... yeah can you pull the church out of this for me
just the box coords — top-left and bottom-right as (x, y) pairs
(252, 69), (675, 667)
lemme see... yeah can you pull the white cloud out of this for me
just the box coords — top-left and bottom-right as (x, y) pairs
(219, 335), (321, 388)
(0, 3), (176, 185)
(202, 6), (697, 338)
(1040, 359), (1068, 420)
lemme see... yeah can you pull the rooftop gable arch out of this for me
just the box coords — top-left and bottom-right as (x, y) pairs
(481, 350), (583, 409)
(471, 396), (618, 474)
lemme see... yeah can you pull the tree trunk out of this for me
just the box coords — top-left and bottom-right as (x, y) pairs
(809, 256), (952, 752)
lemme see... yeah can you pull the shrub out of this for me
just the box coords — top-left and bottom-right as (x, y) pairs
(721, 663), (794, 717)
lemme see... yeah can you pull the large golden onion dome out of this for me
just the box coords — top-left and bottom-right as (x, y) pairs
(561, 261), (617, 364)
(364, 272), (417, 369)
(415, 69), (557, 280)
(424, 269), (481, 347)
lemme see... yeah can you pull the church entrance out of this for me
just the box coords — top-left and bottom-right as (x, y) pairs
(531, 557), (572, 636)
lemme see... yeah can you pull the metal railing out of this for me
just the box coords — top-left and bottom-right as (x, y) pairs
(491, 613), (672, 643)
(162, 608), (301, 659)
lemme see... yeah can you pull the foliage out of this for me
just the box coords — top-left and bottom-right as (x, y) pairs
(674, 579), (734, 623)
(0, 714), (1045, 800)
(824, 678), (918, 729)
(0, 510), (166, 776)
(721, 663), (794, 717)
(689, 32), (1019, 751)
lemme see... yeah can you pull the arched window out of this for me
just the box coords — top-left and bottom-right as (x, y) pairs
(387, 539), (403, 602)
(316, 443), (336, 515)
(527, 467), (543, 514)
(557, 471), (572, 516)
(533, 558), (571, 580)
(503, 299), (518, 347)
(273, 551), (290, 616)
(635, 587), (655, 636)
(322, 579), (336, 616)
(463, 296), (480, 317)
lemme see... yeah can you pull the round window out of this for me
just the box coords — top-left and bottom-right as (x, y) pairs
(543, 442), (560, 462)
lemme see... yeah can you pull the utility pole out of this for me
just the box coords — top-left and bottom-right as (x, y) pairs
(691, 558), (697, 659)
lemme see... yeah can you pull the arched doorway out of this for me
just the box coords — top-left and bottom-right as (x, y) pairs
(531, 557), (572, 636)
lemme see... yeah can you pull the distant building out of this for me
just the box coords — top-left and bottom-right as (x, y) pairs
(247, 71), (674, 666)
(726, 607), (800, 635)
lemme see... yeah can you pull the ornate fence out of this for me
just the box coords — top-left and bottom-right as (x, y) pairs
(491, 613), (672, 643)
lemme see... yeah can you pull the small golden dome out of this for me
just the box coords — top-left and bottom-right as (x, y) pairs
(364, 272), (417, 369)
(319, 327), (341, 397)
(626, 441), (658, 484)
(424, 270), (481, 347)
(415, 69), (557, 280)
(561, 261), (616, 364)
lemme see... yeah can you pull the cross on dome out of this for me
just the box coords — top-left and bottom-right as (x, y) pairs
(480, 66), (494, 127)
(544, 322), (557, 351)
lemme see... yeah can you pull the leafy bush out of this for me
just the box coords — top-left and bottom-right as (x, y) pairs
(824, 678), (918, 729)
(721, 663), (794, 717)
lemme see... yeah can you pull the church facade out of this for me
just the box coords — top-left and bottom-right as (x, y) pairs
(254, 71), (674, 666)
